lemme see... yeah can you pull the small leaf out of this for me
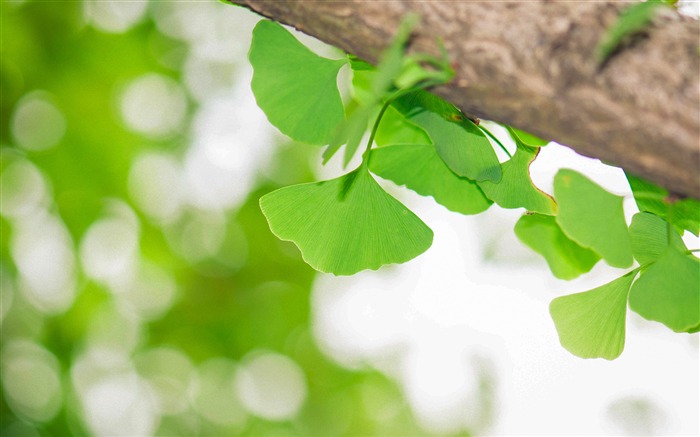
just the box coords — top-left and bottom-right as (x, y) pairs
(369, 14), (419, 97)
(259, 165), (433, 275)
(478, 142), (556, 215)
(326, 104), (373, 166)
(629, 212), (685, 266)
(629, 248), (700, 332)
(369, 144), (492, 215)
(325, 16), (419, 164)
(555, 169), (633, 268)
(596, 0), (670, 63)
(508, 127), (548, 147)
(393, 92), (501, 182)
(515, 213), (600, 280)
(627, 173), (700, 236)
(550, 272), (637, 360)
(250, 20), (346, 145)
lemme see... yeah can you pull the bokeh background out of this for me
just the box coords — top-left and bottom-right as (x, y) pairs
(1, 1), (698, 436)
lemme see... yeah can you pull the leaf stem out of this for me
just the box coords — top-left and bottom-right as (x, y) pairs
(363, 98), (393, 158)
(479, 125), (512, 158)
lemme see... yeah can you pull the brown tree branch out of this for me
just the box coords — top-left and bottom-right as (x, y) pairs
(228, 0), (700, 199)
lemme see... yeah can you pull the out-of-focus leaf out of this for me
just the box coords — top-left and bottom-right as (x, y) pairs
(259, 164), (433, 275)
(325, 15), (420, 165)
(369, 144), (492, 215)
(550, 271), (638, 360)
(515, 213), (599, 280)
(596, 0), (672, 63)
(627, 173), (700, 236)
(629, 212), (685, 265)
(249, 20), (346, 145)
(479, 142), (556, 214)
(629, 248), (700, 332)
(322, 103), (373, 165)
(555, 169), (633, 268)
(369, 14), (418, 97)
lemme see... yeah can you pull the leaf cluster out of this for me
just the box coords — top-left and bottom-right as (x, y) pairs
(248, 19), (699, 360)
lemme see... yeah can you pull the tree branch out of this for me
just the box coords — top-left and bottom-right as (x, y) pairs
(228, 0), (700, 199)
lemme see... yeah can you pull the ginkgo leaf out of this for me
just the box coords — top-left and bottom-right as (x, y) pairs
(508, 127), (548, 147)
(555, 169), (633, 268)
(596, 0), (671, 63)
(369, 14), (418, 98)
(369, 144), (492, 215)
(629, 212), (685, 266)
(550, 271), (637, 360)
(259, 165), (433, 275)
(478, 143), (556, 215)
(250, 20), (346, 145)
(324, 16), (420, 164)
(627, 173), (700, 236)
(375, 106), (431, 147)
(629, 247), (700, 332)
(515, 213), (599, 280)
(322, 102), (373, 166)
(392, 91), (501, 182)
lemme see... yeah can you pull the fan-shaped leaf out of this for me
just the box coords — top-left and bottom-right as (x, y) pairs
(250, 20), (346, 145)
(629, 212), (685, 266)
(392, 91), (501, 182)
(550, 272), (637, 360)
(555, 169), (633, 268)
(259, 165), (433, 275)
(369, 144), (492, 215)
(375, 106), (431, 147)
(629, 248), (700, 332)
(515, 213), (599, 280)
(627, 173), (700, 236)
(478, 143), (556, 215)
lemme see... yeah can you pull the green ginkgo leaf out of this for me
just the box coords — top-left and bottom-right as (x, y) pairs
(392, 91), (501, 182)
(259, 165), (433, 275)
(478, 143), (556, 215)
(555, 169), (633, 268)
(629, 247), (700, 332)
(627, 173), (700, 236)
(515, 213), (599, 280)
(324, 16), (422, 165)
(550, 271), (638, 360)
(629, 212), (685, 266)
(369, 144), (492, 215)
(250, 20), (346, 145)
(375, 106), (431, 147)
(322, 102), (373, 166)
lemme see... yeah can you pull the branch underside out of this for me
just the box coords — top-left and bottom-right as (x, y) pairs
(229, 0), (700, 199)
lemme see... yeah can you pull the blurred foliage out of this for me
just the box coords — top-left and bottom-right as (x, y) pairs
(0, 1), (445, 435)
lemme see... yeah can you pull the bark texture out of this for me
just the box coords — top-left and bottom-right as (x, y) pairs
(229, 0), (700, 199)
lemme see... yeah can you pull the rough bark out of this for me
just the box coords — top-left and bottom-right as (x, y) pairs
(228, 0), (700, 199)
